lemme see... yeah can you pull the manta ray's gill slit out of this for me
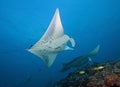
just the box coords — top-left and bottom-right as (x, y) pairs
(55, 46), (61, 50)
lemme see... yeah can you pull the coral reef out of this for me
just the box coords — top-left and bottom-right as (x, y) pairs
(54, 60), (120, 87)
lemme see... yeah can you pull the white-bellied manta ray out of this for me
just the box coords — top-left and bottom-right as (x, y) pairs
(28, 8), (75, 67)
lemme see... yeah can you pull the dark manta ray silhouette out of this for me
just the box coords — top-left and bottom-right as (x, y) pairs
(61, 45), (100, 72)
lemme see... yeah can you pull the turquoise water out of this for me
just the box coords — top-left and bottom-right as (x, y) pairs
(0, 0), (120, 87)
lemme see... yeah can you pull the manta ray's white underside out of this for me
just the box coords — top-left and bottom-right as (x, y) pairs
(28, 8), (75, 67)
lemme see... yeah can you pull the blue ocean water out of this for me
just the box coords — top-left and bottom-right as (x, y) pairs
(0, 0), (120, 87)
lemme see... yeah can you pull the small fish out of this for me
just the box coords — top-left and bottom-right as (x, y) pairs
(93, 65), (104, 70)
(79, 70), (85, 74)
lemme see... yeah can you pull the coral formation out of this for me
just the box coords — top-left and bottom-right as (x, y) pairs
(54, 60), (120, 87)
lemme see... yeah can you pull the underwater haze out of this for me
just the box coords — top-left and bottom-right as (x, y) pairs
(0, 0), (120, 87)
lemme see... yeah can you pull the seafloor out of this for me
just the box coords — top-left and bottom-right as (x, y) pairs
(54, 58), (120, 87)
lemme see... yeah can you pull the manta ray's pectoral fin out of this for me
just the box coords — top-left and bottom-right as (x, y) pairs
(41, 52), (58, 67)
(28, 49), (57, 67)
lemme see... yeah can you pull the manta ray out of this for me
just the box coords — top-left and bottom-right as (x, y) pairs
(61, 45), (100, 72)
(28, 8), (75, 67)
